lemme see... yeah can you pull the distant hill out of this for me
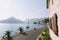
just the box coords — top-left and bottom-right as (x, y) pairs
(0, 17), (24, 23)
(25, 18), (46, 24)
(0, 17), (48, 24)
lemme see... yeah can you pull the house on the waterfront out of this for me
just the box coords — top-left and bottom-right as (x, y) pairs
(46, 0), (60, 40)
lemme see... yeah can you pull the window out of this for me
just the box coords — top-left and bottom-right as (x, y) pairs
(52, 0), (53, 5)
(47, 0), (50, 8)
(49, 18), (52, 29)
(49, 13), (58, 36)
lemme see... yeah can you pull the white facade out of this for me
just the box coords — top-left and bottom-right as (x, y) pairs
(47, 0), (60, 40)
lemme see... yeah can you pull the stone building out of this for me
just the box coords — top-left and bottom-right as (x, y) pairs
(46, 0), (60, 40)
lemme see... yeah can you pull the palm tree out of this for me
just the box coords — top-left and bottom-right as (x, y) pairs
(34, 28), (36, 30)
(5, 30), (12, 40)
(26, 26), (30, 29)
(18, 27), (24, 34)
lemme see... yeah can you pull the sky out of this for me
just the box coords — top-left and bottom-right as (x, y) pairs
(0, 0), (49, 21)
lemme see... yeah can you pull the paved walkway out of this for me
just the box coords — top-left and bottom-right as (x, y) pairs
(13, 27), (45, 40)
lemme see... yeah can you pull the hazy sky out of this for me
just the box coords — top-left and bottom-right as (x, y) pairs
(0, 0), (49, 21)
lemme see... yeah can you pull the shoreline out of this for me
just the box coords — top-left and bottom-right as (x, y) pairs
(0, 27), (46, 40)
(12, 27), (45, 40)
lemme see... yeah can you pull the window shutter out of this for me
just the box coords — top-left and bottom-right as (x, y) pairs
(52, 14), (58, 36)
(49, 18), (52, 29)
(47, 0), (50, 8)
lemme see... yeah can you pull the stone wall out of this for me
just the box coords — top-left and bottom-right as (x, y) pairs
(48, 0), (60, 40)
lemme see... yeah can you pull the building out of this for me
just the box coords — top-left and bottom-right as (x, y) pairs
(46, 0), (60, 40)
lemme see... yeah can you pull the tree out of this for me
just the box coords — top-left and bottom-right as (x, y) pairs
(44, 18), (49, 23)
(34, 28), (36, 30)
(5, 30), (12, 40)
(26, 26), (30, 29)
(34, 22), (37, 24)
(18, 27), (24, 34)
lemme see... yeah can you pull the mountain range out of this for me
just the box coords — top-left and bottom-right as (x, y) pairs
(25, 18), (46, 24)
(0, 17), (24, 23)
(0, 17), (47, 23)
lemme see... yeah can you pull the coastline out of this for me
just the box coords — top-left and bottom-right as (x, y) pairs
(0, 27), (45, 40)
(12, 27), (45, 40)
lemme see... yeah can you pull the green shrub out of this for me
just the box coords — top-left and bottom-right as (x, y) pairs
(39, 27), (51, 40)
(43, 27), (51, 40)
(18, 27), (24, 34)
(34, 28), (36, 30)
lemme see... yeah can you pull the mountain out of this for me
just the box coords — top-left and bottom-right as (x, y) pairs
(0, 17), (24, 23)
(25, 18), (46, 24)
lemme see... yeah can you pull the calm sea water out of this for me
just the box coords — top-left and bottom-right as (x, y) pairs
(0, 23), (47, 37)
